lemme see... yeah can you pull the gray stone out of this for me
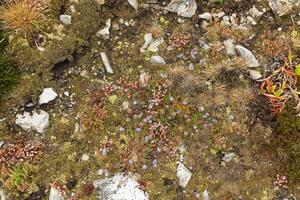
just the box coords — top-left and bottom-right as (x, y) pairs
(224, 39), (236, 56)
(94, 173), (149, 200)
(16, 110), (50, 133)
(0, 188), (6, 200)
(139, 72), (150, 87)
(235, 45), (259, 68)
(203, 190), (209, 200)
(60, 15), (72, 25)
(249, 6), (264, 18)
(140, 33), (153, 53)
(249, 69), (262, 80)
(166, 0), (197, 18)
(199, 12), (212, 21)
(176, 162), (192, 188)
(127, 0), (138, 10)
(268, 0), (299, 16)
(96, 19), (111, 40)
(150, 55), (166, 65)
(100, 52), (114, 74)
(223, 152), (235, 162)
(49, 186), (64, 200)
(39, 88), (58, 104)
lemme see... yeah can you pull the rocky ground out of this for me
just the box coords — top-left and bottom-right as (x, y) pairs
(0, 0), (300, 199)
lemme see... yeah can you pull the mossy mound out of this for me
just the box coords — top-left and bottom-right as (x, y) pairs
(0, 30), (18, 100)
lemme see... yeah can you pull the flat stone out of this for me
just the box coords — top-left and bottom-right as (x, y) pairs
(39, 88), (58, 104)
(249, 6), (264, 18)
(150, 55), (166, 65)
(49, 186), (64, 200)
(203, 190), (209, 200)
(16, 110), (50, 133)
(235, 45), (259, 68)
(249, 69), (262, 80)
(224, 39), (236, 56)
(100, 52), (114, 74)
(96, 19), (111, 40)
(199, 12), (212, 21)
(166, 0), (197, 18)
(176, 162), (192, 188)
(94, 173), (149, 200)
(140, 33), (153, 52)
(223, 152), (236, 162)
(127, 0), (138, 10)
(268, 0), (298, 16)
(139, 72), (150, 87)
(60, 15), (72, 25)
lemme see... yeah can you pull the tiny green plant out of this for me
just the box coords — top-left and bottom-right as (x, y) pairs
(10, 163), (29, 187)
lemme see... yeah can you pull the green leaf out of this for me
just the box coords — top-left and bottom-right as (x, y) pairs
(275, 89), (283, 97)
(295, 65), (300, 75)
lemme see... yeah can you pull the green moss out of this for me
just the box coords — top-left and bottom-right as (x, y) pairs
(0, 30), (18, 100)
(276, 105), (300, 142)
(10, 163), (30, 187)
(0, 55), (18, 98)
(288, 143), (300, 183)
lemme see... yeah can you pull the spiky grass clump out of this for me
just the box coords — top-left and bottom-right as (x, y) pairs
(0, 0), (50, 34)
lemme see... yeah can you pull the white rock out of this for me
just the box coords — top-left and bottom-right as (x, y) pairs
(249, 69), (262, 80)
(0, 188), (6, 200)
(60, 15), (72, 25)
(39, 88), (58, 104)
(147, 38), (164, 53)
(203, 190), (209, 200)
(215, 11), (225, 18)
(150, 55), (166, 65)
(249, 6), (264, 18)
(166, 0), (197, 18)
(49, 186), (64, 200)
(16, 110), (50, 133)
(176, 162), (192, 188)
(127, 0), (138, 10)
(199, 12), (212, 21)
(94, 173), (149, 200)
(235, 45), (259, 68)
(139, 72), (150, 87)
(81, 154), (90, 161)
(100, 52), (114, 74)
(0, 141), (4, 147)
(140, 33), (153, 53)
(224, 39), (236, 56)
(223, 152), (235, 162)
(268, 0), (297, 16)
(96, 19), (111, 40)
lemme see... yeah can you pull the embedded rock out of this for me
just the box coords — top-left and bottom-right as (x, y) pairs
(166, 0), (197, 18)
(150, 55), (166, 65)
(249, 69), (262, 80)
(94, 173), (149, 200)
(16, 110), (50, 133)
(100, 52), (114, 74)
(60, 15), (72, 25)
(96, 19), (111, 40)
(268, 0), (298, 16)
(49, 186), (64, 200)
(39, 88), (58, 105)
(224, 39), (236, 56)
(176, 162), (192, 188)
(235, 45), (259, 68)
(127, 0), (138, 10)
